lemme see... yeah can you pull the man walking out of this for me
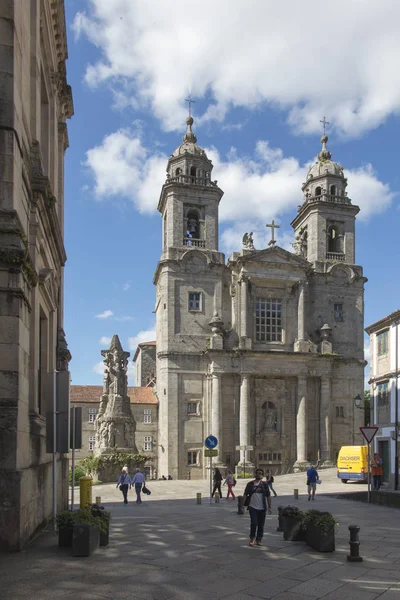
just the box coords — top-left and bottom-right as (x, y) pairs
(116, 466), (131, 504)
(132, 468), (146, 504)
(243, 469), (272, 546)
(306, 464), (319, 501)
(371, 453), (383, 490)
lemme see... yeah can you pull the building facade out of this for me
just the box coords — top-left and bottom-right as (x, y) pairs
(70, 385), (158, 479)
(366, 309), (400, 488)
(153, 117), (366, 480)
(0, 1), (73, 550)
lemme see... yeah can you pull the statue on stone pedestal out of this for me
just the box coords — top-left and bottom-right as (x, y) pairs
(94, 335), (137, 455)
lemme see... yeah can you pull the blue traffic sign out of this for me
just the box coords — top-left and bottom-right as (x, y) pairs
(205, 435), (218, 449)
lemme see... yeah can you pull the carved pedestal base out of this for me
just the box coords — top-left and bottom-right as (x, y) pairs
(293, 460), (310, 473)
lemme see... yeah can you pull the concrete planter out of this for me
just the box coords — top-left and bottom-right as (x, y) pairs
(306, 524), (335, 552)
(283, 516), (306, 541)
(58, 528), (73, 547)
(72, 524), (100, 557)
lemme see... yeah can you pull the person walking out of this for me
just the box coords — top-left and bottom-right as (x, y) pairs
(212, 468), (223, 498)
(224, 470), (236, 499)
(243, 468), (272, 546)
(116, 466), (131, 504)
(306, 464), (319, 501)
(371, 453), (383, 490)
(132, 468), (146, 504)
(265, 470), (277, 497)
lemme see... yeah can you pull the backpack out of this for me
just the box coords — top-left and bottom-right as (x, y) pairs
(270, 476), (274, 483)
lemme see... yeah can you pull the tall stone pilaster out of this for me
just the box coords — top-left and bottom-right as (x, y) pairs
(239, 374), (254, 470)
(211, 372), (224, 466)
(293, 376), (308, 471)
(320, 376), (333, 464)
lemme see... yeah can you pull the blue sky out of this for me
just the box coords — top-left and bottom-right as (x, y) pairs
(63, 0), (400, 386)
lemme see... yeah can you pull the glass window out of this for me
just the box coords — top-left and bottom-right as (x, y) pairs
(377, 330), (388, 356)
(336, 406), (345, 418)
(88, 408), (97, 423)
(144, 436), (152, 451)
(187, 402), (198, 415)
(187, 451), (198, 465)
(188, 292), (201, 311)
(334, 303), (344, 321)
(144, 409), (152, 423)
(88, 436), (95, 451)
(255, 298), (282, 342)
(377, 382), (389, 406)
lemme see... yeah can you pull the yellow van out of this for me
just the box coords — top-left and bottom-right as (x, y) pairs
(337, 445), (368, 483)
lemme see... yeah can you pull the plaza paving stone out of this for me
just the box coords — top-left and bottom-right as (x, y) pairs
(1, 469), (400, 599)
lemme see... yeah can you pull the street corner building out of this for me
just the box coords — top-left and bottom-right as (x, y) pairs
(0, 1), (73, 550)
(152, 117), (367, 480)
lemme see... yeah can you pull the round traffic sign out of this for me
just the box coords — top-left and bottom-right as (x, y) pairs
(205, 435), (218, 449)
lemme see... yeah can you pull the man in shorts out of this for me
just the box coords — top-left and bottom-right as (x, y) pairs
(306, 464), (319, 501)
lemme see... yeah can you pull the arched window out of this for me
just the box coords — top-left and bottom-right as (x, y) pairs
(330, 185), (336, 196)
(190, 166), (197, 180)
(261, 401), (278, 431)
(327, 225), (343, 253)
(315, 186), (322, 196)
(175, 167), (182, 177)
(186, 210), (200, 239)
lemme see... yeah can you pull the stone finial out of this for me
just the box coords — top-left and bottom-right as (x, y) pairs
(209, 311), (224, 335)
(318, 135), (332, 162)
(242, 232), (254, 250)
(320, 323), (332, 340)
(183, 116), (197, 144)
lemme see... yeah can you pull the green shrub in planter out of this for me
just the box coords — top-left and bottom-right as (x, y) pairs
(54, 511), (74, 547)
(91, 505), (111, 547)
(71, 508), (105, 557)
(303, 510), (338, 552)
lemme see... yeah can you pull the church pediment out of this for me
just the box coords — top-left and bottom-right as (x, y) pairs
(238, 245), (310, 269)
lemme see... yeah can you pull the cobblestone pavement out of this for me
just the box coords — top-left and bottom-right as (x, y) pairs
(2, 469), (400, 600)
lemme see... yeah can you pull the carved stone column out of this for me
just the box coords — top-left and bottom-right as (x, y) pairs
(211, 373), (225, 466)
(239, 374), (254, 469)
(320, 376), (333, 464)
(294, 281), (308, 352)
(240, 278), (248, 338)
(293, 376), (308, 471)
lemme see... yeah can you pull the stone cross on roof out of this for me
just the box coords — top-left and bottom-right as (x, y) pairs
(266, 219), (280, 246)
(185, 93), (196, 117)
(320, 116), (330, 135)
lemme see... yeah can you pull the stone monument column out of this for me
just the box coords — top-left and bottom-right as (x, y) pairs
(293, 376), (308, 471)
(239, 374), (254, 469)
(320, 376), (333, 464)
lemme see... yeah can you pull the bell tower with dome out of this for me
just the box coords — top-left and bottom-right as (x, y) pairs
(291, 134), (360, 267)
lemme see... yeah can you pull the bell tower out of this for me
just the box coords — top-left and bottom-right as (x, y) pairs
(158, 116), (223, 254)
(291, 134), (360, 267)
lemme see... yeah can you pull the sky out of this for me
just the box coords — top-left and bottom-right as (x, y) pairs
(63, 0), (400, 388)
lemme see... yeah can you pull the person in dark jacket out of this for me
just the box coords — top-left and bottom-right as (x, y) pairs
(212, 468), (223, 498)
(243, 469), (272, 546)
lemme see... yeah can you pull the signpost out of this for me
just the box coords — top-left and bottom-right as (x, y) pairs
(360, 426), (379, 503)
(205, 436), (218, 503)
(235, 444), (253, 478)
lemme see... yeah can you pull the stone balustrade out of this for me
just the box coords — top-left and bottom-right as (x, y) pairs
(183, 238), (206, 248)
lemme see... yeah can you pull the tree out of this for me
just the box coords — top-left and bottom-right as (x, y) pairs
(364, 390), (371, 426)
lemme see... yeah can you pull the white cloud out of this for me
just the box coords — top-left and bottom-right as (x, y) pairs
(85, 132), (395, 225)
(84, 129), (166, 213)
(123, 281), (131, 292)
(95, 309), (114, 319)
(73, 0), (400, 136)
(128, 325), (156, 353)
(99, 336), (111, 346)
(92, 360), (105, 375)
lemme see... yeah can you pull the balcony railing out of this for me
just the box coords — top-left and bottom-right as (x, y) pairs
(166, 174), (218, 187)
(326, 252), (345, 261)
(305, 193), (351, 206)
(183, 238), (206, 248)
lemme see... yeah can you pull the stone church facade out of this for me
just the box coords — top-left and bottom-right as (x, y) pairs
(153, 117), (366, 480)
(0, 1), (73, 549)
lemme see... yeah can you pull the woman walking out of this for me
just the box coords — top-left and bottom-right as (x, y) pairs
(116, 466), (132, 504)
(266, 470), (277, 497)
(224, 470), (236, 499)
(212, 468), (223, 498)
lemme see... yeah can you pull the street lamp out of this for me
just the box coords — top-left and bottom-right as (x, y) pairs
(354, 394), (363, 409)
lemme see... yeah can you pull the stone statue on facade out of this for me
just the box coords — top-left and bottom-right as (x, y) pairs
(242, 232), (254, 250)
(95, 335), (137, 455)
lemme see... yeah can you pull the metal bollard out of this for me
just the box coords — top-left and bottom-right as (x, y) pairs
(277, 506), (284, 532)
(237, 495), (245, 515)
(347, 525), (363, 562)
(215, 492), (220, 503)
(196, 492), (202, 505)
(79, 476), (93, 509)
(95, 496), (101, 505)
(294, 489), (299, 499)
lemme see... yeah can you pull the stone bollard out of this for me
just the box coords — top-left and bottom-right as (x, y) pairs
(277, 506), (284, 532)
(215, 492), (220, 504)
(196, 492), (202, 505)
(95, 496), (101, 505)
(294, 489), (299, 499)
(347, 525), (363, 562)
(237, 495), (245, 515)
